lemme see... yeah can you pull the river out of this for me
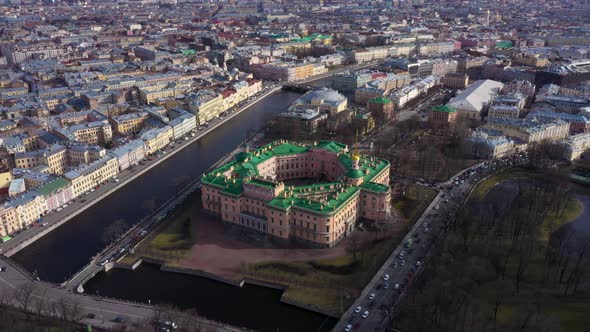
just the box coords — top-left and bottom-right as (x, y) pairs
(13, 91), (303, 282)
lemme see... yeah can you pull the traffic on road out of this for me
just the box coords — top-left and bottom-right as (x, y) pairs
(336, 152), (530, 332)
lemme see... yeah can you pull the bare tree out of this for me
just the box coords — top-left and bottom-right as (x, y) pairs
(33, 289), (48, 321)
(14, 282), (36, 319)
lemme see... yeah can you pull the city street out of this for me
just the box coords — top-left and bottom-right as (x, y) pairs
(334, 152), (529, 332)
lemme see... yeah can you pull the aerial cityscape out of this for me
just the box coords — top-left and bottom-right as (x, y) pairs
(0, 0), (589, 331)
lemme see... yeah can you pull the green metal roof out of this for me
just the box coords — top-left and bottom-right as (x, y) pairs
(35, 177), (70, 196)
(432, 105), (457, 113)
(368, 97), (392, 105)
(202, 140), (390, 214)
(360, 182), (390, 193)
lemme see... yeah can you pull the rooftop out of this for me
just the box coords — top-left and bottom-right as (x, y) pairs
(202, 140), (390, 214)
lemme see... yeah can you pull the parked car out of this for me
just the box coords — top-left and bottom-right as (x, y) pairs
(362, 311), (369, 319)
(354, 306), (362, 313)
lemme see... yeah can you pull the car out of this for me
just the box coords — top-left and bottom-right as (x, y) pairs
(369, 293), (375, 300)
(164, 321), (177, 329)
(354, 306), (362, 313)
(112, 316), (125, 323)
(0, 266), (6, 272)
(416, 261), (422, 267)
(384, 283), (389, 289)
(400, 260), (406, 266)
(434, 205), (440, 210)
(362, 311), (369, 319)
(392, 262), (398, 268)
(344, 324), (352, 332)
(383, 274), (389, 281)
(394, 283), (400, 290)
(140, 230), (147, 236)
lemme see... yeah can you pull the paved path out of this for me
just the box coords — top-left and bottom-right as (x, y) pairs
(333, 154), (529, 332)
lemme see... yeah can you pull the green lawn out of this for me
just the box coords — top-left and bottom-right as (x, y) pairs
(241, 228), (405, 315)
(472, 169), (530, 200)
(122, 208), (197, 265)
(393, 184), (437, 224)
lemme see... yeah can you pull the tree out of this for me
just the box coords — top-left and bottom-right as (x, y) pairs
(102, 218), (128, 243)
(14, 282), (36, 319)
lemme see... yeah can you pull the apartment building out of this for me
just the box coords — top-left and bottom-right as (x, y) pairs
(14, 145), (68, 175)
(64, 155), (119, 197)
(108, 139), (147, 171)
(140, 126), (174, 155)
(111, 112), (149, 135)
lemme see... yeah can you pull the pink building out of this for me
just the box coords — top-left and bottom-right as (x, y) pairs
(202, 140), (392, 247)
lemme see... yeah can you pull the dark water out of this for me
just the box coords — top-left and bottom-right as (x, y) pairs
(83, 263), (336, 332)
(13, 91), (303, 283)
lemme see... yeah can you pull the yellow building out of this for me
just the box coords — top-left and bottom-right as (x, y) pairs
(0, 171), (12, 189)
(187, 92), (225, 125)
(67, 121), (113, 145)
(140, 126), (174, 155)
(64, 156), (119, 197)
(0, 205), (19, 237)
(111, 112), (149, 135)
(14, 145), (68, 175)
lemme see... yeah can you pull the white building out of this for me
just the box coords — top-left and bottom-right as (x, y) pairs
(447, 80), (504, 120)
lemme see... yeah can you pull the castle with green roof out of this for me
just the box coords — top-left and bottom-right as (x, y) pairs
(201, 140), (391, 247)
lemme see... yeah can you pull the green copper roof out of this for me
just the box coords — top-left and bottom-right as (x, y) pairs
(368, 97), (392, 104)
(360, 182), (390, 193)
(35, 177), (70, 196)
(202, 140), (390, 214)
(432, 105), (457, 113)
(345, 168), (364, 178)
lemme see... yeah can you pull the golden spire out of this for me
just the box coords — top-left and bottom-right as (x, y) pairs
(352, 131), (360, 161)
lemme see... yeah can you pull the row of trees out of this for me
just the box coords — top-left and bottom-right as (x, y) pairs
(0, 281), (241, 332)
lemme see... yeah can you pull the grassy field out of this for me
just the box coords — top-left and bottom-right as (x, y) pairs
(240, 226), (407, 315)
(393, 183), (437, 224)
(471, 168), (535, 200)
(121, 201), (198, 265)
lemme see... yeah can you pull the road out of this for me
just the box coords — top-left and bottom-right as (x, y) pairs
(333, 152), (530, 332)
(0, 255), (242, 331)
(0, 84), (283, 258)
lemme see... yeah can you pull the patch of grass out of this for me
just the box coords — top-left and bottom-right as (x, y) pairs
(539, 198), (583, 242)
(472, 169), (528, 200)
(253, 262), (309, 276)
(309, 260), (359, 275)
(150, 216), (196, 251)
(241, 227), (405, 314)
(393, 184), (437, 223)
(284, 286), (352, 315)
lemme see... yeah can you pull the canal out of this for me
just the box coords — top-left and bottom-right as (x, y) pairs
(13, 90), (303, 282)
(83, 263), (335, 332)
